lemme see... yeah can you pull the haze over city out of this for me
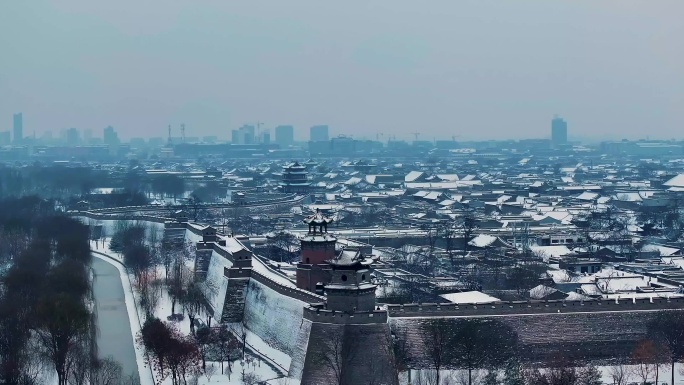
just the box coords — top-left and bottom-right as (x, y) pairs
(1, 0), (682, 141)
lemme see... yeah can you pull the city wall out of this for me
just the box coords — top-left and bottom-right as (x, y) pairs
(83, 215), (684, 382)
(390, 309), (673, 366)
(303, 307), (388, 324)
(387, 297), (684, 318)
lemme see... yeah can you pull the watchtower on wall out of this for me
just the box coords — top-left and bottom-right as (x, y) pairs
(325, 248), (377, 312)
(296, 211), (336, 292)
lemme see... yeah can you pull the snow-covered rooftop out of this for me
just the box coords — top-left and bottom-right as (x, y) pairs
(440, 291), (501, 304)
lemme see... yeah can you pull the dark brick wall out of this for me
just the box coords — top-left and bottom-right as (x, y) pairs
(194, 249), (212, 280)
(390, 310), (681, 367)
(220, 278), (249, 323)
(301, 323), (399, 385)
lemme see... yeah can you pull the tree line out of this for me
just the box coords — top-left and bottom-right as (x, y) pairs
(0, 197), (135, 385)
(108, 221), (263, 385)
(388, 310), (684, 385)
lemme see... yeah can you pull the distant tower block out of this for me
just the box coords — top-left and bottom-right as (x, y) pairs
(296, 211), (336, 292)
(324, 248), (377, 312)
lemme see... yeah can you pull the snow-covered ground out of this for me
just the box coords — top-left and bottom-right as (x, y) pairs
(401, 364), (684, 385)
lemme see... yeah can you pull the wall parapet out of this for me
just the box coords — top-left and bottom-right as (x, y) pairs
(84, 195), (305, 215)
(251, 270), (325, 304)
(224, 267), (252, 279)
(71, 210), (171, 223)
(386, 297), (684, 318)
(303, 306), (388, 324)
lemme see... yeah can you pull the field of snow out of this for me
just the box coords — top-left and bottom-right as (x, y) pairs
(401, 364), (684, 385)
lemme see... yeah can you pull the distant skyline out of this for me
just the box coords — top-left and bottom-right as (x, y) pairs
(1, 1), (682, 141)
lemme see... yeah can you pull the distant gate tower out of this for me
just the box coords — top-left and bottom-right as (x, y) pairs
(281, 161), (310, 193)
(296, 211), (336, 292)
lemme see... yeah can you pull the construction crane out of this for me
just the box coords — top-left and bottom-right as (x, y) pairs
(411, 132), (420, 141)
(167, 124), (172, 145)
(452, 135), (461, 141)
(180, 123), (186, 143)
(376, 133), (384, 142)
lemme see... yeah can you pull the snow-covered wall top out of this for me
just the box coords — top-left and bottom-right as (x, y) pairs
(184, 226), (204, 245)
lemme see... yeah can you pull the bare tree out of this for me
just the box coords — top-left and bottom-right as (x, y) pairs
(608, 364), (631, 385)
(647, 310), (684, 385)
(421, 319), (454, 385)
(230, 322), (249, 360)
(203, 363), (217, 382)
(90, 357), (124, 385)
(631, 338), (668, 385)
(312, 326), (357, 385)
(34, 293), (92, 385)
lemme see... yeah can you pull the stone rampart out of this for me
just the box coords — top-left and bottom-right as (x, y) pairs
(303, 307), (388, 324)
(300, 323), (398, 385)
(86, 195), (305, 215)
(387, 297), (684, 318)
(72, 210), (171, 223)
(390, 308), (684, 366)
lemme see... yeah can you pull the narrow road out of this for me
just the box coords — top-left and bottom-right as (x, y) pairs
(92, 257), (140, 379)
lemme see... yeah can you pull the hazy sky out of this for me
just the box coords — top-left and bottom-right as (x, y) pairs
(1, 1), (682, 141)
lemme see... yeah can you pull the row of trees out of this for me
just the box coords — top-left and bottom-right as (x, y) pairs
(139, 318), (261, 385)
(108, 221), (211, 327)
(109, 221), (266, 383)
(0, 199), (135, 385)
(388, 310), (684, 385)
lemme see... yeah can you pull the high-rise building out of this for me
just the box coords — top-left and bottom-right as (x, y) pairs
(13, 113), (23, 144)
(310, 125), (329, 142)
(0, 131), (10, 145)
(83, 128), (93, 144)
(551, 116), (568, 146)
(275, 125), (294, 146)
(103, 125), (119, 146)
(66, 128), (80, 145)
(231, 125), (255, 144)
